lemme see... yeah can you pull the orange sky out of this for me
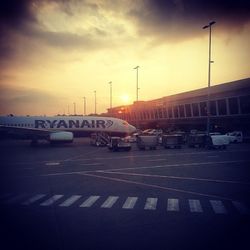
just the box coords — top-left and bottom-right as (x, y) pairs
(0, 0), (250, 115)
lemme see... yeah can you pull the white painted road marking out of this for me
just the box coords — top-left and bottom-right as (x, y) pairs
(232, 201), (249, 214)
(101, 171), (250, 185)
(144, 198), (158, 210)
(80, 163), (103, 166)
(40, 195), (64, 206)
(59, 195), (82, 207)
(3, 192), (249, 216)
(189, 199), (203, 213)
(210, 200), (227, 214)
(101, 196), (119, 208)
(122, 197), (138, 209)
(81, 172), (233, 201)
(45, 162), (60, 166)
(147, 159), (166, 162)
(167, 198), (179, 211)
(22, 194), (46, 205)
(80, 196), (100, 207)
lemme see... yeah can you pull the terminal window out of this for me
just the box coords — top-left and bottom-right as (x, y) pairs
(185, 104), (192, 117)
(228, 97), (239, 114)
(174, 106), (179, 118)
(151, 110), (155, 119)
(155, 109), (159, 119)
(210, 100), (217, 115)
(179, 105), (185, 117)
(218, 99), (227, 115)
(168, 107), (173, 118)
(158, 108), (163, 118)
(163, 108), (168, 118)
(240, 95), (250, 114)
(192, 103), (199, 116)
(200, 102), (207, 116)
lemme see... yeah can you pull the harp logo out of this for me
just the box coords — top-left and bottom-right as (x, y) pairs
(105, 120), (113, 128)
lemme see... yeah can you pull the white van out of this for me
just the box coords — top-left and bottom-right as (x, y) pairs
(226, 131), (243, 143)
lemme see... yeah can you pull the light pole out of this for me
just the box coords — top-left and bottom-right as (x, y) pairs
(108, 81), (112, 109)
(94, 90), (96, 115)
(73, 102), (76, 115)
(134, 66), (139, 101)
(203, 21), (216, 135)
(83, 97), (86, 115)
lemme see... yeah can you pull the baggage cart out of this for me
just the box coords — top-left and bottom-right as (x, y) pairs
(137, 135), (158, 150)
(107, 137), (131, 152)
(187, 134), (207, 148)
(162, 134), (182, 149)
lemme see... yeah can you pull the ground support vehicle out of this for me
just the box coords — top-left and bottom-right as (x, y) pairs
(90, 132), (109, 147)
(136, 135), (158, 150)
(162, 134), (183, 149)
(187, 134), (207, 148)
(226, 131), (243, 143)
(107, 137), (131, 152)
(207, 135), (230, 149)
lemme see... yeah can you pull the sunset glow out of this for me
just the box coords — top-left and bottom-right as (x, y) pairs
(120, 94), (131, 105)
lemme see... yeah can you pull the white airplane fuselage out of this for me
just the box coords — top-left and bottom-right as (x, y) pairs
(0, 115), (136, 143)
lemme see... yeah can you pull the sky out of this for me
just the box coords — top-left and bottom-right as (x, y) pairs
(0, 0), (250, 116)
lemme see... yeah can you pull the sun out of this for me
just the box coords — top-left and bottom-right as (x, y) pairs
(120, 94), (131, 104)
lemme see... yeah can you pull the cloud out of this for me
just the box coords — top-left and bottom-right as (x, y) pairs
(0, 0), (124, 66)
(128, 0), (250, 42)
(0, 84), (58, 115)
(0, 0), (250, 68)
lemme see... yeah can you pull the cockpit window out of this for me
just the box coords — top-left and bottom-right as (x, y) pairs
(122, 121), (128, 126)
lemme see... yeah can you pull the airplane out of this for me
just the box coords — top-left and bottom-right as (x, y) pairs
(0, 115), (136, 145)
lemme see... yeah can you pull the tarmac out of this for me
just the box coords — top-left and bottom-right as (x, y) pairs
(0, 138), (250, 250)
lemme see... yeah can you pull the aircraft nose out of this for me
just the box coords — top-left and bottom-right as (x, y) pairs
(129, 125), (136, 133)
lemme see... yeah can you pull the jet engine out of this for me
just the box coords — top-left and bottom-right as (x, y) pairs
(49, 131), (73, 143)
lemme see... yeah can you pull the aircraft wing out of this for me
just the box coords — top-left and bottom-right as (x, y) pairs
(0, 125), (51, 139)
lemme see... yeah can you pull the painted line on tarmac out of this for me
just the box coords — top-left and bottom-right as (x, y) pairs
(45, 162), (60, 166)
(96, 159), (250, 173)
(122, 197), (138, 209)
(207, 155), (219, 158)
(17, 159), (250, 178)
(189, 199), (203, 213)
(101, 196), (119, 208)
(59, 195), (82, 207)
(79, 163), (103, 166)
(63, 149), (250, 162)
(210, 200), (227, 214)
(80, 196), (100, 207)
(232, 201), (249, 214)
(100, 171), (250, 185)
(144, 198), (158, 210)
(167, 198), (179, 211)
(79, 172), (235, 201)
(6, 148), (250, 166)
(147, 159), (167, 162)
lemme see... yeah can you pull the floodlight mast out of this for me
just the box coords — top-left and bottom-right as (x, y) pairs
(134, 66), (139, 101)
(94, 90), (97, 115)
(108, 81), (112, 109)
(203, 21), (216, 135)
(83, 97), (86, 115)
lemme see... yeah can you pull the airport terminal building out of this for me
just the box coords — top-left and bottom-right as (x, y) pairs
(107, 78), (250, 132)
